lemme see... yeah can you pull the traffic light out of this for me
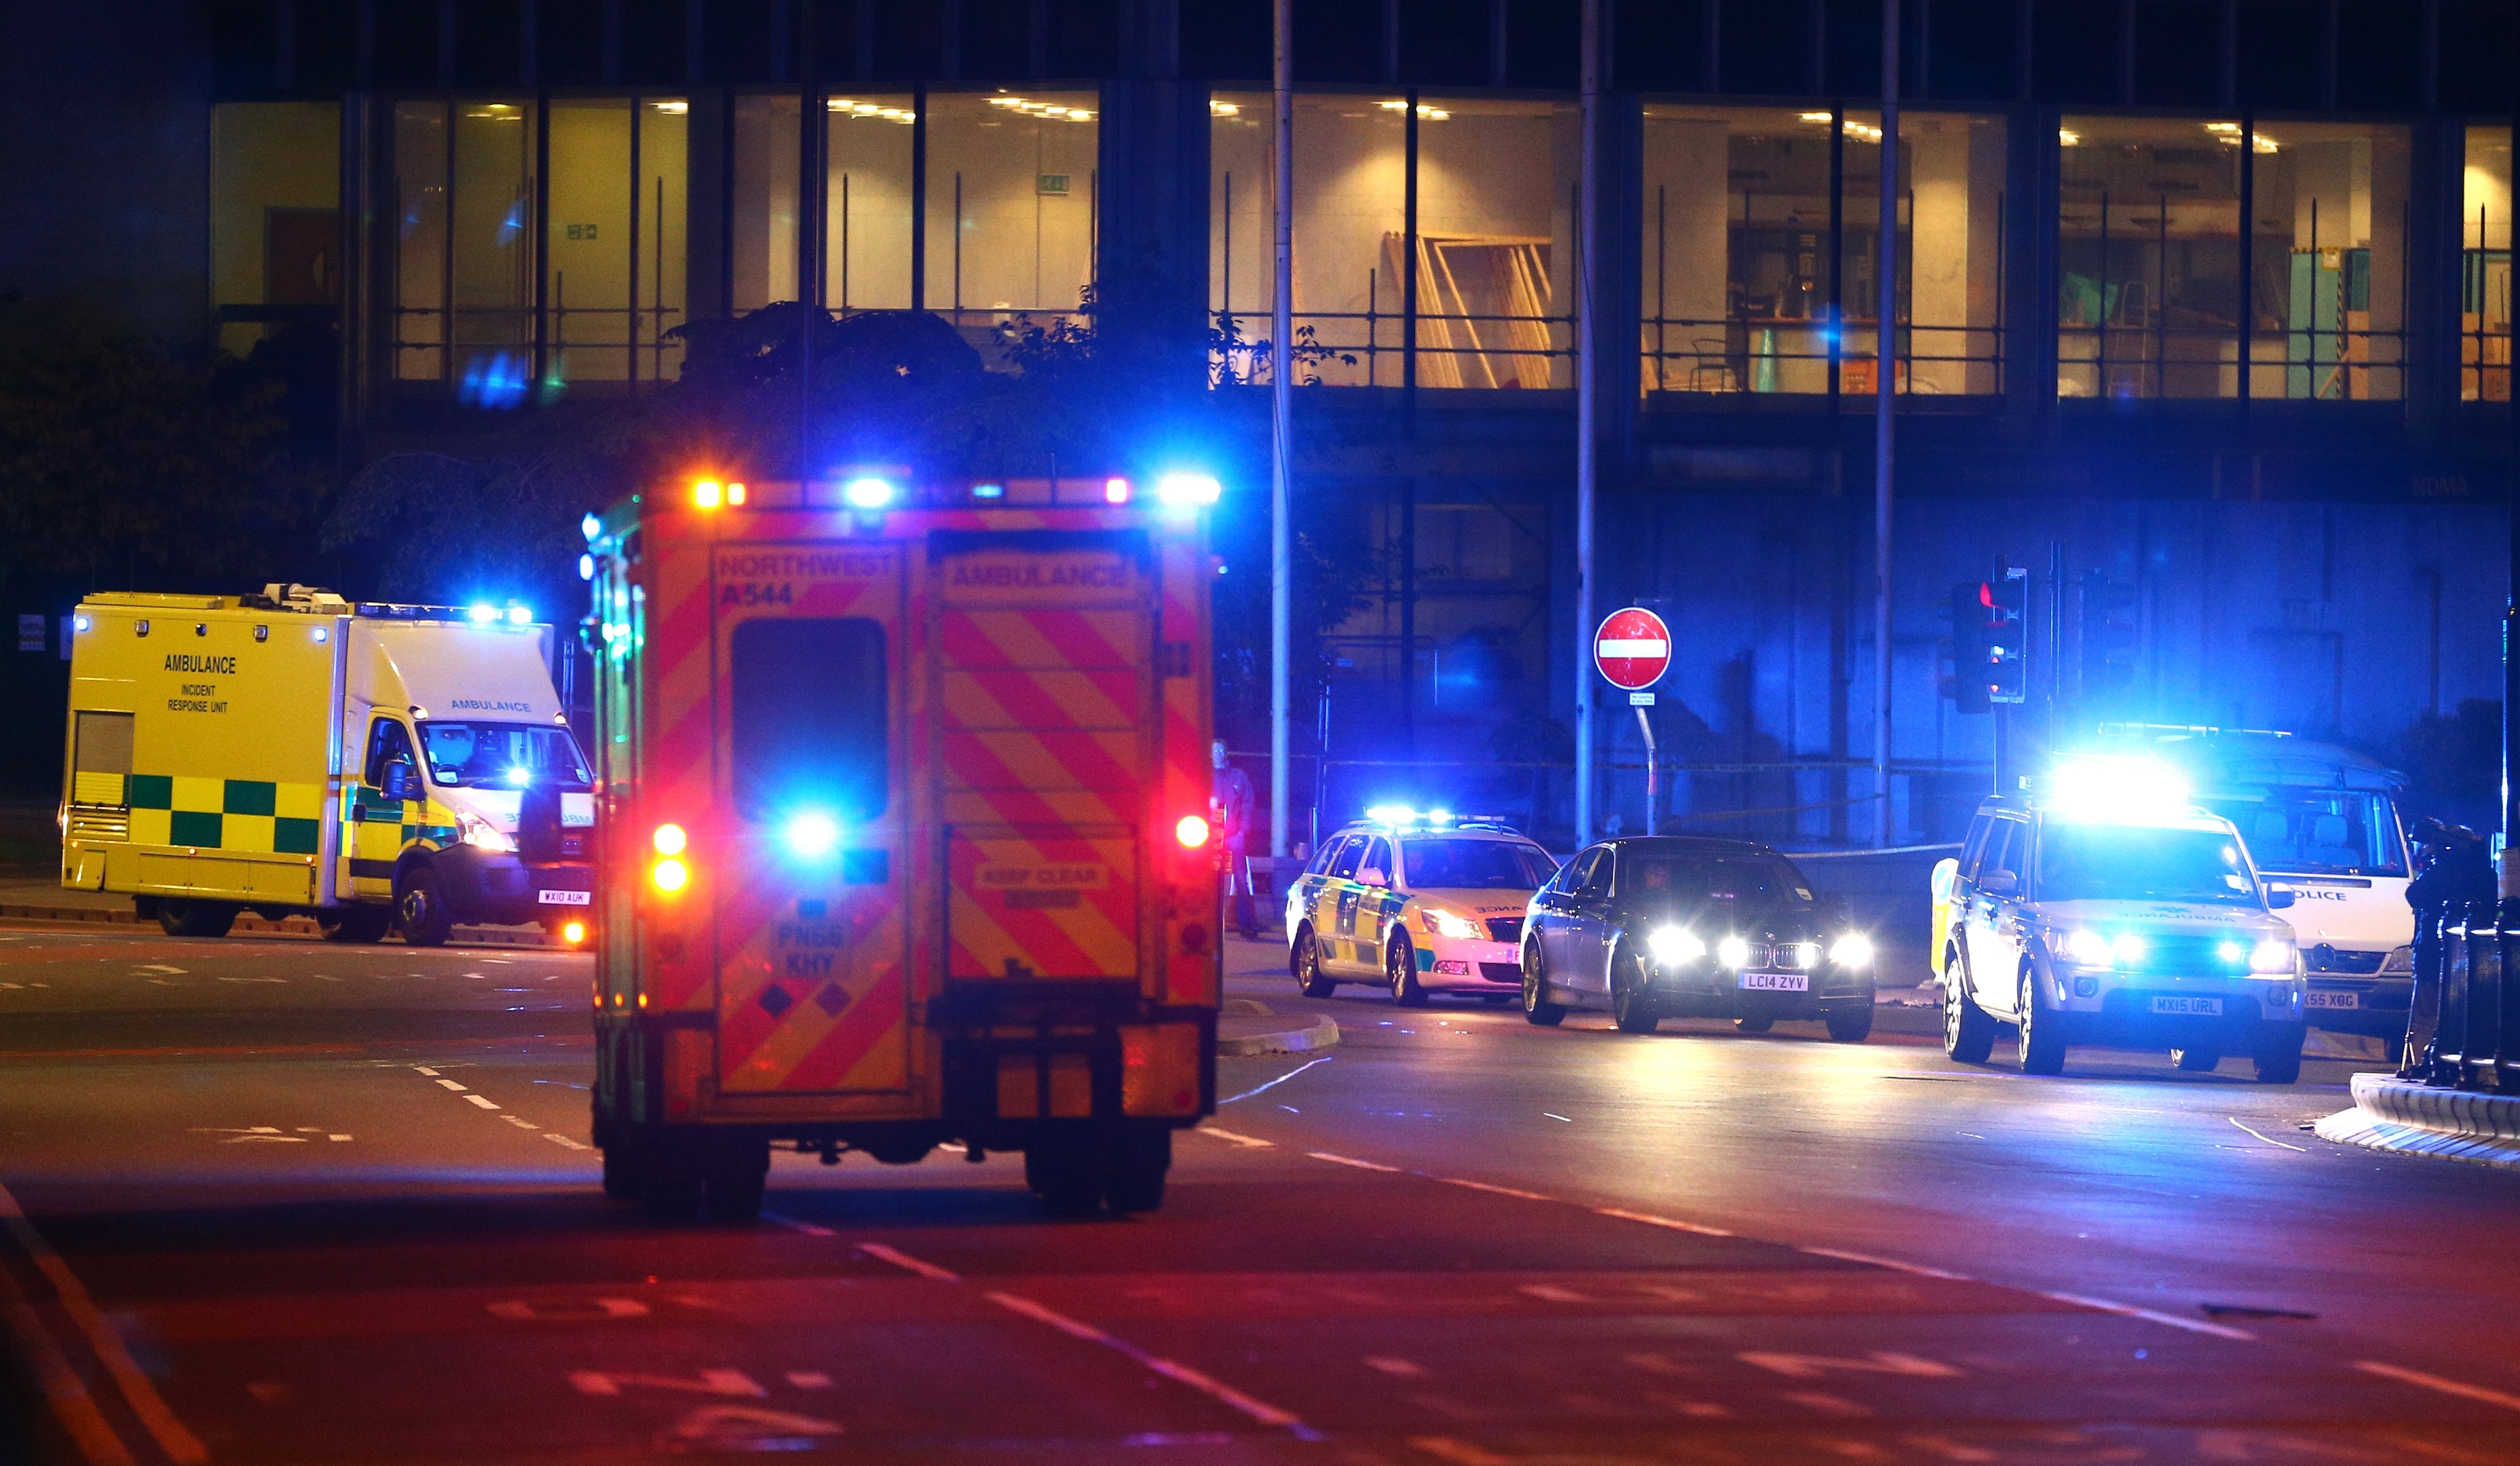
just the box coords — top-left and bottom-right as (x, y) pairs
(1987, 567), (2028, 705)
(2080, 569), (2137, 700)
(1942, 582), (1993, 715)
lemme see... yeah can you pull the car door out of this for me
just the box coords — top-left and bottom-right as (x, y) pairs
(1963, 817), (2027, 1014)
(1292, 836), (1342, 947)
(1563, 846), (1618, 995)
(1347, 836), (1396, 968)
(1532, 848), (1595, 975)
(1322, 835), (1374, 971)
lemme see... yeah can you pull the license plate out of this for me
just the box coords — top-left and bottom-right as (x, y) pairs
(2306, 991), (2358, 1010)
(1739, 972), (1809, 992)
(538, 889), (592, 906)
(2151, 995), (2223, 1016)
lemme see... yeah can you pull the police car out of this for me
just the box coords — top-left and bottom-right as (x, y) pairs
(1287, 810), (1558, 1007)
(1934, 757), (2310, 1083)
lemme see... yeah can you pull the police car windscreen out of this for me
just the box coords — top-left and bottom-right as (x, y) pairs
(731, 618), (888, 821)
(420, 723), (591, 789)
(1402, 840), (1556, 890)
(2036, 825), (2255, 904)
(1625, 857), (1814, 907)
(2199, 791), (2406, 878)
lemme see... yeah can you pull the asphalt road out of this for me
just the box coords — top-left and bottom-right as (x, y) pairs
(3, 919), (2519, 1465)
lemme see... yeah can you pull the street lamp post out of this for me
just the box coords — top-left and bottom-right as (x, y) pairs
(1270, 0), (1294, 861)
(1873, 0), (1900, 848)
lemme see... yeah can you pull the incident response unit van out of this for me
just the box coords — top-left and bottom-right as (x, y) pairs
(2124, 728), (2415, 1049)
(584, 472), (1224, 1221)
(60, 585), (595, 944)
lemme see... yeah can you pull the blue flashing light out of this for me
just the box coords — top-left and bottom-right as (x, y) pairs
(782, 811), (842, 859)
(972, 482), (1005, 500)
(2042, 753), (2191, 820)
(72, 615), (90, 633)
(581, 512), (602, 542)
(507, 603), (532, 626)
(1155, 472), (1222, 507)
(506, 767), (533, 787)
(467, 604), (499, 625)
(579, 554), (595, 581)
(843, 477), (896, 510)
(313, 626), (328, 643)
(1364, 804), (1418, 828)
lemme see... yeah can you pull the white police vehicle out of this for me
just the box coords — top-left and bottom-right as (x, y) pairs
(1286, 809), (1558, 1007)
(1938, 757), (2310, 1083)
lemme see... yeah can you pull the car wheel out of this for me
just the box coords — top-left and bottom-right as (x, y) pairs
(1291, 926), (1336, 998)
(1025, 1138), (1105, 1219)
(2016, 967), (2067, 1076)
(1387, 937), (1430, 1008)
(1610, 948), (1659, 1035)
(1942, 952), (1996, 1064)
(702, 1139), (770, 1222)
(1102, 1127), (1171, 1214)
(2171, 1047), (2221, 1072)
(1825, 1004), (1875, 1044)
(157, 900), (238, 939)
(1521, 943), (1566, 1026)
(2252, 1023), (2306, 1085)
(1733, 1015), (1773, 1034)
(396, 865), (453, 947)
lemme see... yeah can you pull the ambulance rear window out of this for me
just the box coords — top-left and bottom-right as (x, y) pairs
(731, 618), (888, 822)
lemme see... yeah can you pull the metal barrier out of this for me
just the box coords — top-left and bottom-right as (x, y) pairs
(2405, 901), (2519, 1091)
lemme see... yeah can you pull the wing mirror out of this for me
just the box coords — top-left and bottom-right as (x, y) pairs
(1979, 869), (2018, 897)
(380, 762), (415, 801)
(2265, 884), (2296, 910)
(1355, 867), (1389, 889)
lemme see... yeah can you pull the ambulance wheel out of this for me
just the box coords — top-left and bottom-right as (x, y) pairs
(641, 1169), (704, 1222)
(2172, 1047), (2221, 1072)
(156, 901), (238, 939)
(1387, 937), (1429, 1008)
(600, 1144), (644, 1202)
(2016, 968), (2068, 1076)
(2252, 1023), (2306, 1086)
(395, 866), (453, 947)
(702, 1140), (770, 1222)
(1024, 1141), (1104, 1220)
(1942, 953), (1997, 1064)
(1292, 926), (1336, 998)
(1733, 1015), (1773, 1034)
(1103, 1128), (1171, 1214)
(319, 907), (391, 944)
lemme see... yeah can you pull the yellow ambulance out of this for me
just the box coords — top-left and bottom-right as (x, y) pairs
(60, 584), (595, 945)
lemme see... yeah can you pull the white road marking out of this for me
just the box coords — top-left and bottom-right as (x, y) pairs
(500, 1115), (540, 1130)
(1594, 1206), (1734, 1238)
(1366, 1357), (1429, 1377)
(2355, 1360), (2520, 1412)
(2229, 1116), (2309, 1152)
(1219, 1055), (1334, 1104)
(1742, 1351), (1963, 1381)
(1542, 1112), (1574, 1123)
(570, 1368), (766, 1398)
(435, 1079), (469, 1091)
(1308, 1151), (1401, 1172)
(785, 1372), (832, 1389)
(985, 1290), (1319, 1437)
(858, 1243), (960, 1281)
(761, 1212), (837, 1238)
(1438, 1178), (1556, 1203)
(328, 1135), (352, 1142)
(217, 976), (286, 983)
(541, 1133), (592, 1150)
(2039, 1290), (2255, 1340)
(1797, 1247), (1973, 1281)
(464, 1095), (501, 1110)
(0, 1179), (208, 1463)
(1197, 1126), (1275, 1148)
(136, 964), (185, 975)
(0, 1229), (134, 1465)
(412, 1067), (439, 1076)
(1778, 1390), (1873, 1416)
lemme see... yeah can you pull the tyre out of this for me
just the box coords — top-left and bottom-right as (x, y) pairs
(2252, 1023), (2306, 1085)
(1387, 937), (1429, 1008)
(1025, 1141), (1104, 1219)
(2172, 1047), (2221, 1072)
(1292, 926), (1337, 998)
(157, 900), (238, 939)
(1942, 953), (1996, 1064)
(702, 1140), (770, 1222)
(1103, 1128), (1171, 1214)
(600, 1144), (644, 1203)
(641, 1164), (705, 1222)
(319, 905), (392, 944)
(1610, 950), (1659, 1034)
(396, 865), (453, 947)
(1825, 1004), (1875, 1044)
(1733, 1015), (1773, 1034)
(1521, 943), (1566, 1026)
(2016, 968), (2067, 1076)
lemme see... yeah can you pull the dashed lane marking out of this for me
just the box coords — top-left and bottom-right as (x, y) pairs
(2354, 1360), (2520, 1412)
(1594, 1207), (1735, 1239)
(1797, 1247), (1972, 1281)
(1366, 1357), (1429, 1377)
(1197, 1126), (1275, 1148)
(761, 1212), (838, 1238)
(985, 1290), (1321, 1440)
(1437, 1178), (1556, 1203)
(2230, 1116), (2310, 1152)
(858, 1243), (960, 1281)
(1308, 1151), (1402, 1172)
(464, 1095), (502, 1110)
(434, 1078), (469, 1092)
(2038, 1290), (2255, 1340)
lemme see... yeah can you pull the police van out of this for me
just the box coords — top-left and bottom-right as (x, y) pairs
(1286, 810), (1558, 1006)
(1935, 757), (2309, 1083)
(59, 585), (595, 945)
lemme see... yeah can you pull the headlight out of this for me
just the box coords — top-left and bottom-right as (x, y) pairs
(2248, 938), (2296, 975)
(1648, 926), (1706, 964)
(457, 810), (517, 853)
(2065, 928), (2115, 967)
(1828, 933), (1873, 968)
(2381, 945), (2414, 975)
(1716, 935), (1751, 969)
(1421, 907), (1482, 941)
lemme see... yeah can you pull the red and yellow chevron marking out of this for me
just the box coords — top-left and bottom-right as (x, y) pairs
(947, 831), (1139, 979)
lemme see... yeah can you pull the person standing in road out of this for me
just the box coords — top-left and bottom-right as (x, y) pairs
(1212, 740), (1258, 939)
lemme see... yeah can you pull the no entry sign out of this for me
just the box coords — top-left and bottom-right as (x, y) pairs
(1593, 607), (1671, 691)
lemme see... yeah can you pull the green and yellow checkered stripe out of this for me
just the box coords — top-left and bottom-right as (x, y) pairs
(126, 776), (323, 854)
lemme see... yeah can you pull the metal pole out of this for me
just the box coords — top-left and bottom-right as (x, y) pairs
(1270, 0), (1294, 860)
(1636, 705), (1657, 832)
(1574, 0), (1600, 844)
(1872, 0), (1899, 848)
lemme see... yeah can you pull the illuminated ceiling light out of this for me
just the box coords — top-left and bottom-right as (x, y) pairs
(1380, 100), (1408, 111)
(1210, 100), (1241, 116)
(2058, 129), (2082, 146)
(1801, 111), (1835, 123)
(652, 100), (689, 113)
(2205, 121), (2241, 132)
(2252, 132), (2278, 153)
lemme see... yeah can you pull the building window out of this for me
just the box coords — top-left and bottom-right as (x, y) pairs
(925, 90), (1099, 342)
(2466, 126), (2513, 405)
(449, 100), (535, 404)
(1211, 92), (1576, 390)
(1640, 107), (2004, 398)
(2058, 117), (2407, 402)
(823, 92), (917, 312)
(546, 98), (688, 388)
(212, 102), (343, 360)
(733, 94), (802, 313)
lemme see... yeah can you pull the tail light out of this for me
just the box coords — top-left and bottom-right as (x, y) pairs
(1174, 814), (1211, 848)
